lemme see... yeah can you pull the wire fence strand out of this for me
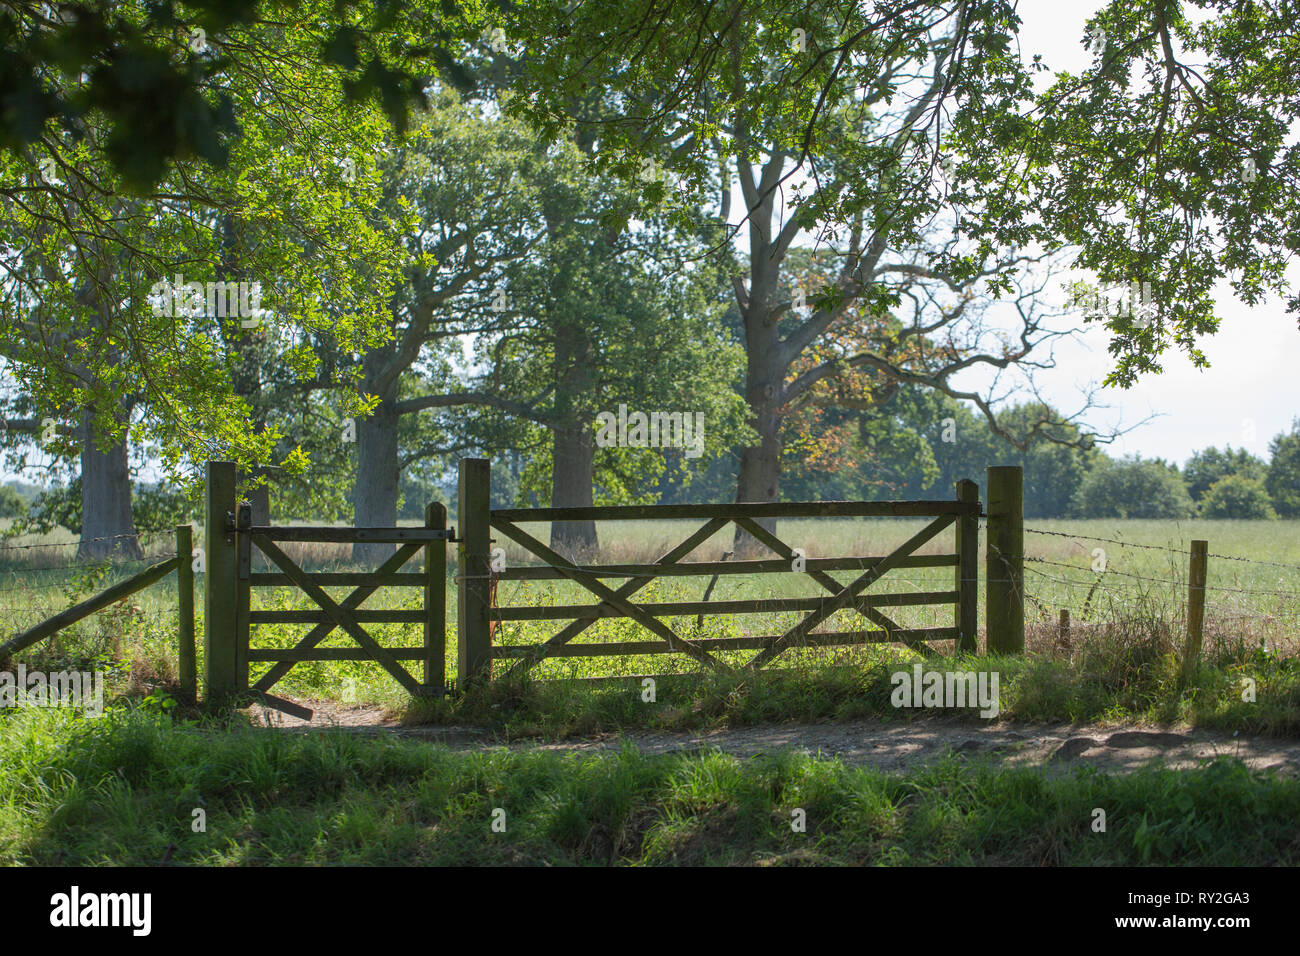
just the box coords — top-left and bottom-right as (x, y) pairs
(1024, 525), (1300, 574)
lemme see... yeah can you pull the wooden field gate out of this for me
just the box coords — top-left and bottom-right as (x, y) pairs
(456, 458), (996, 683)
(206, 459), (1025, 712)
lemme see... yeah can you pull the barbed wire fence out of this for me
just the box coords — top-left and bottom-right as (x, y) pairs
(1019, 525), (1300, 652)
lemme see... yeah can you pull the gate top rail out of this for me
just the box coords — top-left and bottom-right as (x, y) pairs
(492, 500), (979, 522)
(233, 525), (454, 543)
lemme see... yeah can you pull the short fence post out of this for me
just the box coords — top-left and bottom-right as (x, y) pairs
(424, 501), (448, 694)
(986, 465), (1024, 654)
(1058, 608), (1071, 650)
(457, 458), (492, 686)
(1181, 540), (1208, 684)
(204, 461), (240, 706)
(955, 479), (979, 654)
(176, 524), (196, 703)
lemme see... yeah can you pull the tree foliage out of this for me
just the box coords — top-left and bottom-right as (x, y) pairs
(1200, 474), (1275, 519)
(507, 0), (1300, 386)
(1266, 419), (1300, 517)
(1183, 445), (1266, 502)
(0, 0), (481, 188)
(1070, 455), (1194, 519)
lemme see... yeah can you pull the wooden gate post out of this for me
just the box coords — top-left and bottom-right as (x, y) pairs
(204, 461), (240, 704)
(424, 501), (448, 694)
(986, 465), (1024, 654)
(457, 458), (492, 686)
(176, 524), (197, 703)
(955, 479), (979, 654)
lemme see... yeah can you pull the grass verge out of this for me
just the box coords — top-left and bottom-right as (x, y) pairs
(2, 706), (1298, 866)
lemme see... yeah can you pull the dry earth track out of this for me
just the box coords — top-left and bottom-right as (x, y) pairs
(246, 700), (1300, 776)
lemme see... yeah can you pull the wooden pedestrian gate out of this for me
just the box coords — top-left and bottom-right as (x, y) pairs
(205, 463), (453, 717)
(204, 459), (1023, 712)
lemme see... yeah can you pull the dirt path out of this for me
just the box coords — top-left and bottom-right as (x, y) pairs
(246, 699), (1300, 776)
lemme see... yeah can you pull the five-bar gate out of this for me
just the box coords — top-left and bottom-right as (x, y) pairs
(206, 462), (452, 717)
(457, 459), (981, 682)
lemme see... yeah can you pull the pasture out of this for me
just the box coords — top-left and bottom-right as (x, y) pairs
(3, 515), (1300, 868)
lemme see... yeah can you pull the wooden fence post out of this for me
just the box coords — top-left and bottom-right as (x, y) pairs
(986, 465), (1024, 654)
(176, 524), (196, 703)
(204, 461), (239, 705)
(1058, 608), (1071, 650)
(424, 501), (448, 694)
(457, 458), (492, 686)
(955, 479), (979, 654)
(1181, 540), (1208, 684)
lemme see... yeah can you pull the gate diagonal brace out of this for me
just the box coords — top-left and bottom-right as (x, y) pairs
(732, 516), (939, 660)
(497, 516), (728, 678)
(251, 543), (424, 694)
(243, 689), (314, 721)
(746, 513), (955, 670)
(491, 518), (732, 673)
(252, 535), (424, 697)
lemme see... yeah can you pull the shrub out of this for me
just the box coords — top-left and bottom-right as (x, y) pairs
(0, 485), (25, 519)
(1070, 455), (1195, 519)
(1200, 475), (1276, 519)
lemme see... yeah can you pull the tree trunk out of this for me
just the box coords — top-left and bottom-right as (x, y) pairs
(737, 400), (784, 505)
(548, 296), (598, 559)
(733, 391), (784, 556)
(352, 390), (401, 566)
(733, 299), (786, 556)
(78, 407), (142, 561)
(240, 471), (272, 571)
(550, 421), (597, 559)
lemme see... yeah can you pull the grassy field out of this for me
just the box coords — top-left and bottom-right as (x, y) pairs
(3, 517), (1296, 715)
(1, 518), (1298, 697)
